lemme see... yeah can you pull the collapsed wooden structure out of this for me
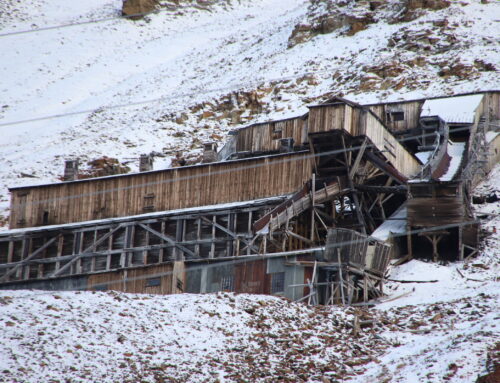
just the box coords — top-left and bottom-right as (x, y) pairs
(1, 90), (499, 304)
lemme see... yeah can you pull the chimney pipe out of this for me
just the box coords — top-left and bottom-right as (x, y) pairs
(63, 159), (79, 181)
(139, 154), (154, 172)
(202, 142), (218, 163)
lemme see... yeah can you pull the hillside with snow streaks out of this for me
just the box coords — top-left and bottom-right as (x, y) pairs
(0, 0), (499, 227)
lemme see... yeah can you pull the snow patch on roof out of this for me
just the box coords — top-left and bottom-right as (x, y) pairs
(371, 205), (407, 241)
(420, 94), (484, 124)
(439, 141), (465, 181)
(486, 131), (499, 143)
(415, 151), (433, 164)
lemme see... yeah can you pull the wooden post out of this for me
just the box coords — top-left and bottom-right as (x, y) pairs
(210, 216), (216, 259)
(310, 173), (316, 242)
(363, 274), (368, 302)
(106, 230), (112, 271)
(458, 226), (464, 261)
(338, 254), (345, 305)
(195, 218), (201, 258)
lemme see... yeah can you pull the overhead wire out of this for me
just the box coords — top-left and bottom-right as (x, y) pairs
(0, 1), (228, 38)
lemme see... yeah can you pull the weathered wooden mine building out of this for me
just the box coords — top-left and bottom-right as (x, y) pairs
(1, 90), (498, 304)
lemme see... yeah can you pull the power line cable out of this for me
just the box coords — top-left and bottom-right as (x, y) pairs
(0, 1), (228, 38)
(0, 67), (338, 128)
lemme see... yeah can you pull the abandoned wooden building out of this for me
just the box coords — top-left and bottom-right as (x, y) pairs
(1, 90), (498, 304)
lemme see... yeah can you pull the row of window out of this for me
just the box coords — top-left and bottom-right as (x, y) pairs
(93, 272), (286, 294)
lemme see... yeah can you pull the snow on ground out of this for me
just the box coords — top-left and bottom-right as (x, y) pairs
(358, 162), (500, 383)
(0, 0), (499, 228)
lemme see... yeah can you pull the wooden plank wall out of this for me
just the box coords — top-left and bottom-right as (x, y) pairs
(487, 134), (500, 173)
(308, 104), (348, 134)
(367, 101), (423, 132)
(407, 196), (465, 227)
(308, 104), (420, 177)
(234, 116), (306, 152)
(10, 152), (313, 228)
(362, 112), (421, 177)
(87, 264), (173, 294)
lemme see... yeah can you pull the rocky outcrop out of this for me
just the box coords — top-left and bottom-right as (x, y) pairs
(288, 0), (453, 48)
(395, 0), (451, 22)
(288, 8), (375, 48)
(122, 0), (158, 19)
(78, 157), (131, 179)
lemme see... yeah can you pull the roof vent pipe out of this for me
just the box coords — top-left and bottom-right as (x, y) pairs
(63, 159), (79, 181)
(139, 154), (154, 172)
(202, 142), (218, 163)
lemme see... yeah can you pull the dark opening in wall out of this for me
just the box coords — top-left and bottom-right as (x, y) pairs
(387, 111), (405, 122)
(145, 277), (161, 287)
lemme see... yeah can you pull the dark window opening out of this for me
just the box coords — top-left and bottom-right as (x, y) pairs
(93, 284), (108, 291)
(271, 272), (285, 294)
(143, 193), (156, 212)
(146, 277), (161, 287)
(387, 111), (405, 122)
(42, 211), (49, 225)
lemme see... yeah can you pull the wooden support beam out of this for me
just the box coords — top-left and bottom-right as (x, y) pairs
(200, 216), (259, 254)
(51, 225), (124, 277)
(349, 138), (368, 180)
(0, 235), (59, 282)
(310, 173), (316, 242)
(285, 230), (314, 245)
(138, 223), (195, 259)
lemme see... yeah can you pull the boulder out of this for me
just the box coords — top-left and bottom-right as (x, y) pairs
(122, 0), (157, 20)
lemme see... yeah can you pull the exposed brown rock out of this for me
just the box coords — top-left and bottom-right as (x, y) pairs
(437, 62), (477, 79)
(474, 59), (497, 72)
(122, 0), (158, 20)
(346, 14), (374, 36)
(78, 157), (131, 179)
(288, 24), (315, 48)
(364, 62), (406, 78)
(397, 0), (451, 22)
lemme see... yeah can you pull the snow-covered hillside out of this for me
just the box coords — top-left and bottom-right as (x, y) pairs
(0, 0), (499, 227)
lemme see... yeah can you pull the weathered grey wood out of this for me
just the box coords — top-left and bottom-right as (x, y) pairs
(51, 225), (124, 277)
(200, 216), (259, 253)
(138, 223), (195, 259)
(0, 235), (59, 282)
(349, 138), (368, 179)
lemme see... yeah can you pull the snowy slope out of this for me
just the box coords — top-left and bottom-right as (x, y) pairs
(0, 0), (499, 227)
